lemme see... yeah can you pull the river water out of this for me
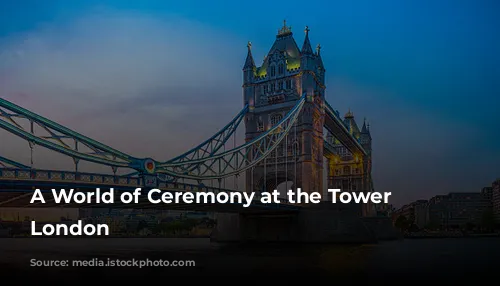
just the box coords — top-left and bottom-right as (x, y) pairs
(0, 237), (498, 280)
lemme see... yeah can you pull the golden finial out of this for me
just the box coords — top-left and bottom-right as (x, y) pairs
(277, 19), (292, 36)
(304, 26), (310, 34)
(345, 108), (354, 118)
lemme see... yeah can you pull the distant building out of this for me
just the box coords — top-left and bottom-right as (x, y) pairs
(426, 192), (490, 229)
(492, 179), (500, 221)
(394, 200), (428, 228)
(426, 195), (448, 228)
(446, 192), (485, 227)
(412, 200), (428, 228)
(481, 187), (493, 203)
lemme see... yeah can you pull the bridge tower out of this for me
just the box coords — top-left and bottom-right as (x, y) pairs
(211, 22), (391, 243)
(326, 113), (374, 216)
(243, 21), (326, 197)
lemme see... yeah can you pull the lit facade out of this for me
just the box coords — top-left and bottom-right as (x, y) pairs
(242, 21), (373, 216)
(243, 21), (327, 195)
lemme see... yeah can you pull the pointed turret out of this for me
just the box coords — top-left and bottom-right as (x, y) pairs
(361, 118), (371, 138)
(316, 44), (325, 68)
(242, 41), (256, 106)
(300, 25), (315, 95)
(243, 41), (255, 70)
(301, 26), (313, 55)
(360, 117), (372, 153)
(316, 43), (325, 88)
(343, 109), (361, 138)
(243, 41), (256, 85)
(361, 117), (368, 133)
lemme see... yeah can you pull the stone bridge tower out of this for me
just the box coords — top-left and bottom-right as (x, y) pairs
(326, 112), (373, 216)
(243, 21), (326, 197)
(212, 22), (389, 243)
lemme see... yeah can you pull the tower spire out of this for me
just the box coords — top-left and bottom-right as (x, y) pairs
(361, 117), (368, 133)
(243, 41), (255, 70)
(316, 43), (324, 70)
(301, 26), (313, 54)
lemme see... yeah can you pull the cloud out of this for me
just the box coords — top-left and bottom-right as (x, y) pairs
(0, 10), (246, 165)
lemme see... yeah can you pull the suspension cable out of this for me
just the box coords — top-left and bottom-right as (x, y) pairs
(275, 149), (277, 193)
(233, 130), (236, 190)
(251, 166), (254, 193)
(264, 118), (268, 194)
(285, 133), (288, 193)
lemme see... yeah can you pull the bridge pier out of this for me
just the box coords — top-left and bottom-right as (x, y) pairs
(211, 202), (384, 243)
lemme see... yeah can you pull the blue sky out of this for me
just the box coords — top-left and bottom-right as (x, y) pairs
(0, 0), (499, 207)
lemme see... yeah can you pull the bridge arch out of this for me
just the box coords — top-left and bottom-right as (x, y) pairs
(254, 171), (295, 197)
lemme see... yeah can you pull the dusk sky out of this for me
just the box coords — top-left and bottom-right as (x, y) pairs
(0, 0), (499, 207)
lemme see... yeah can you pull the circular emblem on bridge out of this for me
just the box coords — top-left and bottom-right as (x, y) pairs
(143, 158), (156, 174)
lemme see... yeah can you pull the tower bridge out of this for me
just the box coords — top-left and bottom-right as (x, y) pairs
(0, 22), (395, 242)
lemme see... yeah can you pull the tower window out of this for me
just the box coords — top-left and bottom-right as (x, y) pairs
(270, 82), (275, 92)
(278, 63), (284, 75)
(257, 120), (264, 131)
(270, 114), (283, 126)
(286, 79), (292, 89)
(270, 66), (276, 77)
(263, 85), (268, 94)
(293, 142), (300, 156)
(278, 80), (283, 90)
(343, 166), (351, 175)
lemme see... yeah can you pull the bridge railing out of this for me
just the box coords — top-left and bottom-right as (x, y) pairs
(0, 168), (141, 187)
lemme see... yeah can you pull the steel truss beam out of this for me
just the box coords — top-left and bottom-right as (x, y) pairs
(323, 100), (367, 156)
(0, 98), (139, 168)
(0, 155), (30, 169)
(163, 105), (248, 164)
(156, 95), (306, 180)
